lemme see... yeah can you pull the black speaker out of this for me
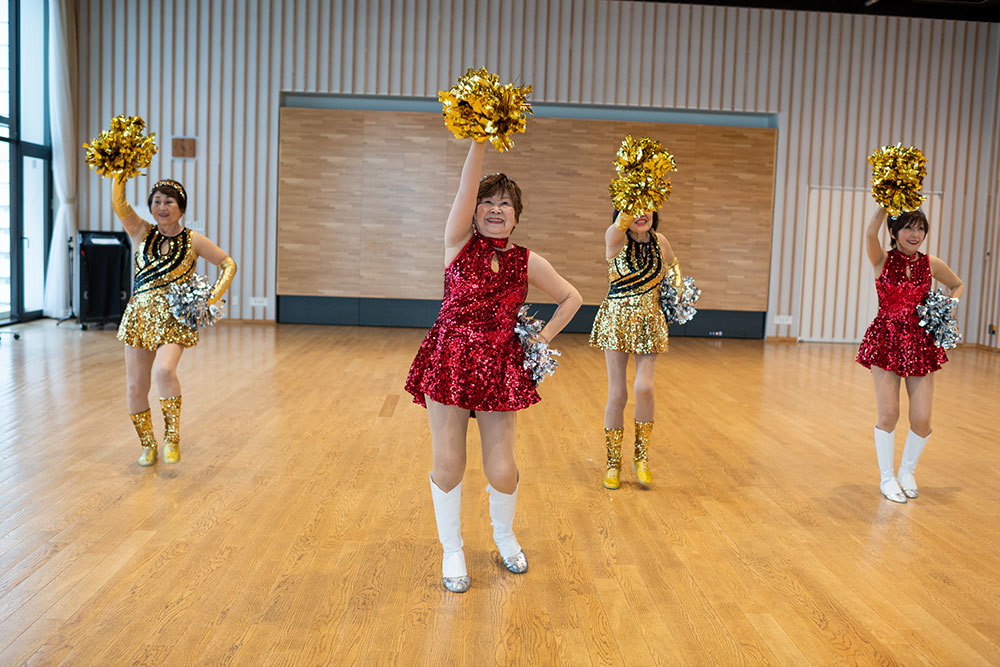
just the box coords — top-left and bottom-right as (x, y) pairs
(78, 230), (132, 328)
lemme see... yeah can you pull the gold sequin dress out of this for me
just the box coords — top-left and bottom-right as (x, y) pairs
(589, 233), (669, 354)
(117, 225), (199, 350)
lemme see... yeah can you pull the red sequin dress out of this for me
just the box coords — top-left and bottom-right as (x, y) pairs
(405, 233), (540, 412)
(857, 249), (947, 376)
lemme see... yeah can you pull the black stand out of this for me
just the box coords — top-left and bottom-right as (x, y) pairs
(56, 235), (75, 326)
(77, 231), (131, 330)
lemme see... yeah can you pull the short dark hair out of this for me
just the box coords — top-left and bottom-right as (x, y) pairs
(612, 209), (659, 231)
(888, 209), (928, 249)
(478, 173), (523, 221)
(147, 180), (187, 213)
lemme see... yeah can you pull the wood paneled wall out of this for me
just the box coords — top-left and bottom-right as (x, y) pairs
(75, 0), (1000, 343)
(277, 108), (776, 309)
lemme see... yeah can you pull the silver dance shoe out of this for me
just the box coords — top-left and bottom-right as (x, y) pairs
(880, 480), (907, 504)
(442, 575), (470, 593)
(501, 550), (528, 574)
(897, 471), (918, 498)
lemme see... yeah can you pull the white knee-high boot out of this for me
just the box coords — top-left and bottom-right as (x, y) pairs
(898, 429), (930, 498)
(874, 426), (906, 503)
(429, 475), (470, 593)
(486, 483), (528, 574)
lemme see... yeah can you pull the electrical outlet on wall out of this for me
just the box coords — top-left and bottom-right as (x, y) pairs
(248, 297), (267, 308)
(186, 219), (205, 233)
(775, 315), (793, 326)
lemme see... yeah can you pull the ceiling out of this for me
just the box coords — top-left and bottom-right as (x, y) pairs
(654, 0), (1000, 22)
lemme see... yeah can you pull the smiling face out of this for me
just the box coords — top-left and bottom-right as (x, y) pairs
(474, 173), (523, 239)
(474, 190), (517, 238)
(895, 222), (926, 253)
(889, 209), (929, 255)
(149, 191), (183, 226)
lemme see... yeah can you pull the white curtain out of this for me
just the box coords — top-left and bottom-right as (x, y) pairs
(42, 0), (78, 319)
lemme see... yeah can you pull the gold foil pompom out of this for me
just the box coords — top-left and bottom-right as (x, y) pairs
(83, 115), (158, 180)
(438, 67), (533, 152)
(868, 143), (927, 217)
(609, 135), (676, 216)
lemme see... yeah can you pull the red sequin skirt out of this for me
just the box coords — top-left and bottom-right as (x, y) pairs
(856, 315), (947, 377)
(405, 323), (540, 412)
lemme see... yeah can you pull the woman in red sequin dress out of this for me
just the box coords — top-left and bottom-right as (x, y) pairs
(405, 140), (582, 593)
(857, 207), (963, 503)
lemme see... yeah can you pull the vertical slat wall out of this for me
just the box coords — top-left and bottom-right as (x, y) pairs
(981, 34), (1000, 351)
(76, 0), (1000, 345)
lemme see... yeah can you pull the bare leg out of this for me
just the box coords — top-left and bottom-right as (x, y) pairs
(153, 343), (185, 399)
(631, 354), (658, 484)
(478, 410), (526, 573)
(425, 396), (472, 591)
(633, 353), (657, 423)
(477, 410), (518, 494)
(602, 350), (629, 489)
(603, 350), (629, 429)
(124, 345), (156, 413)
(124, 345), (158, 465)
(871, 366), (901, 433)
(898, 373), (935, 497)
(871, 366), (905, 502)
(904, 373), (934, 437)
(426, 397), (470, 491)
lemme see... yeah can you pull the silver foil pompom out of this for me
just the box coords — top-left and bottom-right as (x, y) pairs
(165, 273), (226, 330)
(514, 305), (562, 384)
(660, 276), (701, 325)
(916, 289), (961, 350)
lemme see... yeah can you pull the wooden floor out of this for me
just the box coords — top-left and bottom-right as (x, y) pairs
(1, 319), (999, 665)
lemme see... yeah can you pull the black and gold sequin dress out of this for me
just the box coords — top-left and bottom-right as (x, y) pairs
(589, 233), (669, 354)
(117, 225), (199, 350)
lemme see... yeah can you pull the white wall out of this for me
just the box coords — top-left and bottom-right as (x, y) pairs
(75, 0), (1000, 344)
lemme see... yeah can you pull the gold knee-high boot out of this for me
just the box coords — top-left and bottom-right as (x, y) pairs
(160, 396), (182, 464)
(604, 427), (624, 489)
(131, 409), (158, 466)
(634, 420), (653, 485)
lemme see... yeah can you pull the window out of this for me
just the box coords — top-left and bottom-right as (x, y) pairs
(0, 0), (50, 323)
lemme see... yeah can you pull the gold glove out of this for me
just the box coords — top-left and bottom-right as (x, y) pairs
(111, 175), (136, 221)
(208, 256), (237, 305)
(666, 257), (683, 292)
(615, 212), (633, 231)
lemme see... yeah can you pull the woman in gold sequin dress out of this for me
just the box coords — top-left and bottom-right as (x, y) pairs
(590, 209), (685, 489)
(112, 176), (237, 466)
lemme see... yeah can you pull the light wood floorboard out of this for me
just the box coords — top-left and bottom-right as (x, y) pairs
(1, 320), (999, 664)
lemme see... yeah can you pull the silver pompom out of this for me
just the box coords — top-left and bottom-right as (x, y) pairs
(660, 276), (701, 325)
(165, 274), (226, 330)
(514, 305), (561, 384)
(916, 289), (961, 350)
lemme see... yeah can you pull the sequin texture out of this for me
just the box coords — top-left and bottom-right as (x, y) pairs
(589, 234), (669, 354)
(857, 249), (947, 376)
(405, 233), (540, 412)
(117, 225), (199, 350)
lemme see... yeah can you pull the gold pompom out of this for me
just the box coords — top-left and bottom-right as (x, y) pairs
(868, 143), (927, 217)
(83, 115), (158, 180)
(608, 135), (676, 216)
(438, 67), (533, 152)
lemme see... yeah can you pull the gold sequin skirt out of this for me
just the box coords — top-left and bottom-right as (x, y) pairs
(117, 289), (199, 351)
(589, 292), (669, 354)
